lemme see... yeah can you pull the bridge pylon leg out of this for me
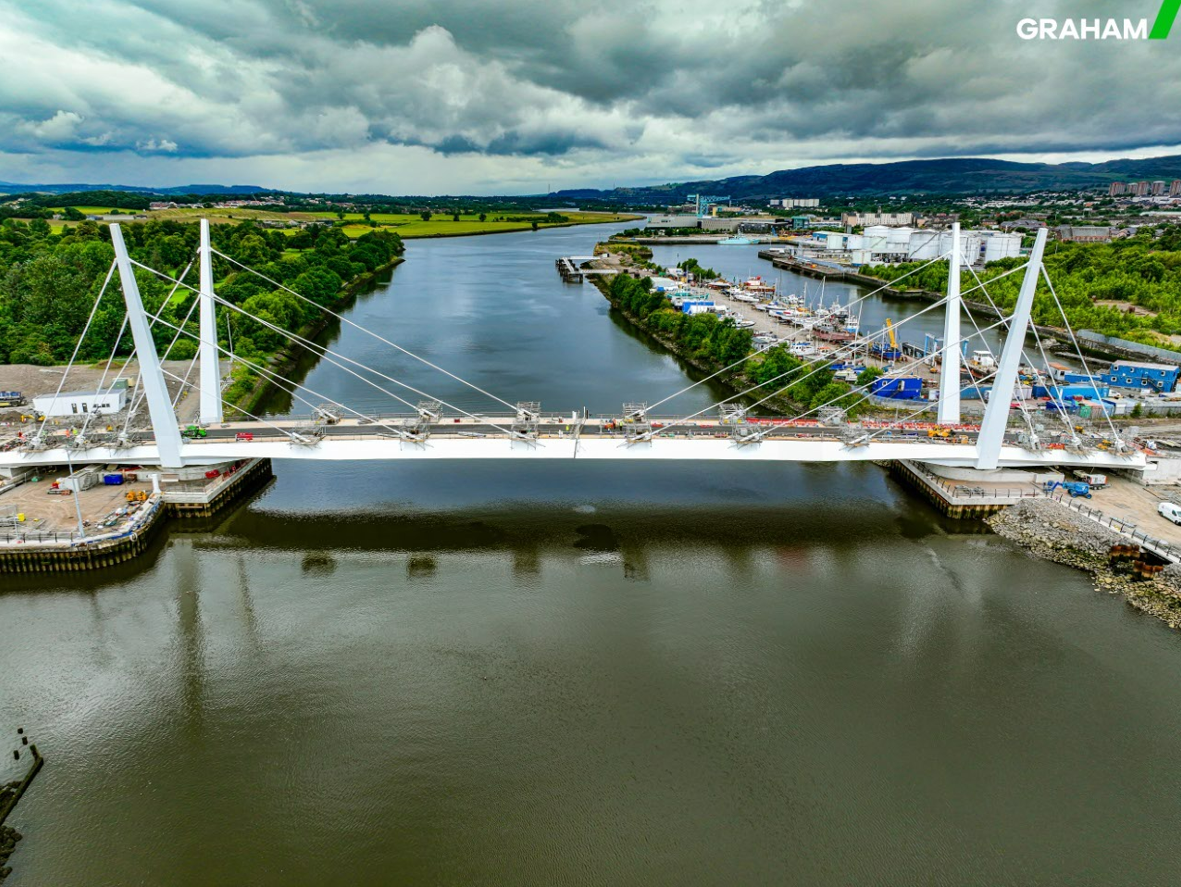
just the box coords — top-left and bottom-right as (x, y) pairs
(937, 222), (961, 425)
(110, 224), (184, 468)
(975, 227), (1048, 470)
(198, 219), (224, 425)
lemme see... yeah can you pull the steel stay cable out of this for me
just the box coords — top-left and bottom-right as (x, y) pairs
(35, 258), (116, 440)
(144, 310), (424, 442)
(642, 250), (957, 412)
(211, 248), (522, 413)
(964, 264), (1077, 440)
(738, 310), (1020, 437)
(156, 366), (302, 443)
(129, 259), (526, 440)
(1040, 266), (1123, 443)
(635, 293), (954, 441)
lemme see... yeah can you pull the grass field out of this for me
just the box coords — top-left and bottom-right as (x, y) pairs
(48, 205), (144, 215)
(24, 206), (641, 240)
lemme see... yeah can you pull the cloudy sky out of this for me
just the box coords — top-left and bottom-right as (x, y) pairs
(2, 0), (1179, 194)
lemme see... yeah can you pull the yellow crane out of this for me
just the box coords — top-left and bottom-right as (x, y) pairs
(885, 318), (898, 350)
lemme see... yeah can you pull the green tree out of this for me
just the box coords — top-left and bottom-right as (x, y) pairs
(420, 211), (432, 222)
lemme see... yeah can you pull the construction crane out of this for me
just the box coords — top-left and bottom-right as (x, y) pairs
(687, 194), (731, 218)
(872, 318), (903, 362)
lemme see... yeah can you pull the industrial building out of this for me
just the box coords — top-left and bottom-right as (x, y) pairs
(841, 212), (915, 227)
(32, 388), (128, 418)
(1102, 361), (1181, 393)
(805, 227), (1021, 267)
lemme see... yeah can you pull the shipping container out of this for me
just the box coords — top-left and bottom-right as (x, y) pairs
(871, 377), (923, 400)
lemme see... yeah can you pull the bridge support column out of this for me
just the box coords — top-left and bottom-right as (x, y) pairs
(111, 224), (184, 468)
(975, 228), (1048, 470)
(937, 222), (961, 425)
(198, 219), (224, 425)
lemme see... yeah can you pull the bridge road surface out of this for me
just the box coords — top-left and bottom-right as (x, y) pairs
(0, 413), (1148, 471)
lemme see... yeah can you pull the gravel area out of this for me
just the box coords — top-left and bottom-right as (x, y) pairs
(0, 360), (230, 426)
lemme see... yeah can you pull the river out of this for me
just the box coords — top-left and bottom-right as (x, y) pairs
(1, 224), (1180, 886)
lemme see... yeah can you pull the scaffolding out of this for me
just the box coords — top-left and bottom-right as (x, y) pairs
(513, 401), (541, 440)
(621, 402), (652, 441)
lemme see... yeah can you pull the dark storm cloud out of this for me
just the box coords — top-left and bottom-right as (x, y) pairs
(1, 0), (1179, 190)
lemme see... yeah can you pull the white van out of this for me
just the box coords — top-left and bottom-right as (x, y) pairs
(1158, 502), (1181, 525)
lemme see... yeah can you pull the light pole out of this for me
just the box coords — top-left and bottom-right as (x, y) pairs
(63, 446), (86, 539)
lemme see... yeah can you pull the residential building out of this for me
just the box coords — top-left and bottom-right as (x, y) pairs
(1171, 180), (1181, 197)
(1109, 182), (1127, 197)
(1055, 225), (1112, 242)
(1152, 181), (1167, 196)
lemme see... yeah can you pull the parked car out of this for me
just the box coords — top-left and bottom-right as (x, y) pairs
(1158, 502), (1181, 525)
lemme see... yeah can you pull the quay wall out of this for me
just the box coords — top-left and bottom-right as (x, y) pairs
(0, 458), (273, 573)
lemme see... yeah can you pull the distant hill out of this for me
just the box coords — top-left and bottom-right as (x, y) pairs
(554, 155), (1181, 201)
(0, 181), (273, 196)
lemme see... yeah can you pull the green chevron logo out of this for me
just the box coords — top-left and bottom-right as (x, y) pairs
(1150, 0), (1180, 38)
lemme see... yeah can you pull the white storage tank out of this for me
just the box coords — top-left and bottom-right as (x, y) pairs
(980, 231), (1023, 264)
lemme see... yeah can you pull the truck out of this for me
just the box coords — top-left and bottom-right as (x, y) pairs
(0, 390), (25, 408)
(1072, 471), (1108, 488)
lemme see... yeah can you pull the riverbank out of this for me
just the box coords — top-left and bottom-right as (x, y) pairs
(230, 255), (404, 415)
(989, 498), (1181, 629)
(589, 275), (800, 415)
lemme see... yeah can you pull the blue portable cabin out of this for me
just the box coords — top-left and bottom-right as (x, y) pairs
(1038, 382), (1110, 401)
(871, 377), (923, 400)
(1101, 361), (1180, 393)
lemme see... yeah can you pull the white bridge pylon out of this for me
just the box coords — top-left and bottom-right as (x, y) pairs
(11, 222), (1140, 476)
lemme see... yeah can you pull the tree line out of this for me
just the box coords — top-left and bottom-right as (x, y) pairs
(0, 218), (403, 404)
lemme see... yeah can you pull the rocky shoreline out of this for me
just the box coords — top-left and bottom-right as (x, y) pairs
(0, 781), (21, 884)
(988, 498), (1181, 629)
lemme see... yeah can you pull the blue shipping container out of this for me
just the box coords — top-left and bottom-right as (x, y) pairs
(871, 377), (923, 400)
(102, 474), (124, 485)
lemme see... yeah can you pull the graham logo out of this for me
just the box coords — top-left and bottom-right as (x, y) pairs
(1017, 0), (1179, 39)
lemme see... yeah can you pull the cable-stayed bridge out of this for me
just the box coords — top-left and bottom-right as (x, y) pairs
(0, 223), (1148, 475)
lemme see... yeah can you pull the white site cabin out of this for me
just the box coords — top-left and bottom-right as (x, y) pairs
(32, 388), (128, 418)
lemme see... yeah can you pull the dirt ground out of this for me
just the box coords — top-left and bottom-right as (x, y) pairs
(0, 359), (230, 428)
(0, 470), (155, 536)
(1084, 475), (1181, 545)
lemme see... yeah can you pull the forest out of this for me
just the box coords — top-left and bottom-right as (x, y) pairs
(0, 217), (403, 403)
(857, 227), (1181, 353)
